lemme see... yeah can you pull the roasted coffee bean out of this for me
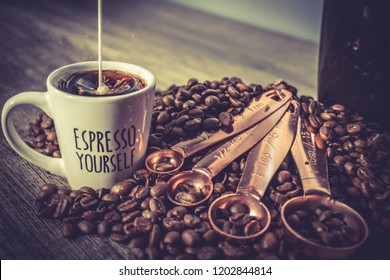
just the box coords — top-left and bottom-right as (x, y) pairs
(259, 232), (278, 251)
(37, 189), (56, 202)
(77, 220), (96, 235)
(244, 220), (262, 236)
(40, 183), (59, 193)
(181, 229), (200, 246)
(183, 214), (201, 228)
(228, 202), (250, 215)
(131, 185), (150, 200)
(149, 198), (166, 214)
(104, 211), (121, 222)
(82, 210), (100, 222)
(309, 114), (323, 128)
(150, 181), (168, 198)
(55, 198), (70, 218)
(118, 200), (139, 213)
(80, 196), (98, 209)
(331, 104), (346, 112)
(97, 220), (111, 236)
(203, 118), (220, 129)
(62, 223), (79, 239)
(111, 223), (124, 233)
(41, 114), (54, 129)
(357, 167), (375, 180)
(110, 233), (130, 244)
(163, 231), (181, 245)
(163, 217), (184, 231)
(346, 123), (362, 135)
(276, 182), (293, 192)
(196, 246), (218, 260)
(102, 194), (119, 203)
(122, 210), (141, 223)
(134, 216), (153, 233)
(320, 112), (336, 121)
(111, 179), (136, 196)
(218, 112), (234, 127)
(277, 170), (292, 184)
(220, 241), (249, 259)
(174, 192), (197, 205)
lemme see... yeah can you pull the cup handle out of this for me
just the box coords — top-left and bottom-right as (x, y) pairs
(1, 91), (65, 177)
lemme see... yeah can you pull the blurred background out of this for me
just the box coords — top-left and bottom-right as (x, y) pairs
(167, 0), (324, 43)
(0, 0), (323, 96)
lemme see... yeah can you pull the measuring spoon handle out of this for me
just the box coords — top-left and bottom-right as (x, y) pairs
(194, 99), (291, 178)
(291, 115), (331, 196)
(172, 88), (292, 158)
(237, 100), (300, 198)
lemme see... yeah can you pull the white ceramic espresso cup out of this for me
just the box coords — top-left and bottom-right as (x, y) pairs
(1, 61), (156, 189)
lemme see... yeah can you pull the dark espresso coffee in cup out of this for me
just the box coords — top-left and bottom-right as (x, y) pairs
(56, 70), (146, 96)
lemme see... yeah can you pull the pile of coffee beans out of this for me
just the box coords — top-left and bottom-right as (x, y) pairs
(27, 113), (61, 158)
(286, 206), (360, 247)
(214, 202), (263, 237)
(31, 77), (390, 259)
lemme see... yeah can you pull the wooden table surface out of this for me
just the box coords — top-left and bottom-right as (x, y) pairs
(0, 0), (318, 259)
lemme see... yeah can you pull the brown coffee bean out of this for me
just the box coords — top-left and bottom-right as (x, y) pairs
(311, 221), (328, 232)
(333, 125), (347, 136)
(319, 126), (333, 142)
(37, 189), (55, 202)
(320, 112), (336, 121)
(229, 213), (253, 226)
(287, 214), (300, 228)
(121, 210), (141, 223)
(62, 223), (79, 239)
(346, 123), (362, 135)
(197, 246), (217, 260)
(174, 192), (197, 205)
(244, 220), (262, 236)
(80, 196), (98, 209)
(276, 182), (293, 192)
(110, 233), (130, 244)
(150, 182), (168, 198)
(203, 118), (220, 129)
(218, 112), (234, 127)
(117, 200), (139, 213)
(82, 210), (100, 222)
(331, 104), (346, 112)
(259, 232), (278, 251)
(228, 202), (250, 215)
(309, 114), (323, 128)
(41, 115), (54, 129)
(181, 229), (200, 246)
(134, 216), (153, 233)
(77, 220), (96, 235)
(202, 229), (218, 243)
(102, 194), (119, 203)
(149, 197), (166, 214)
(183, 214), (201, 228)
(277, 170), (292, 184)
(111, 179), (136, 196)
(97, 220), (111, 236)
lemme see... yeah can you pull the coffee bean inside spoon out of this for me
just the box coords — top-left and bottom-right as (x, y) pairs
(145, 83), (293, 175)
(280, 115), (369, 259)
(167, 99), (292, 207)
(208, 100), (299, 240)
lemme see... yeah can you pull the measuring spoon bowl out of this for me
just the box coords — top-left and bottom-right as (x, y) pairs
(145, 149), (184, 176)
(281, 194), (369, 259)
(209, 192), (271, 240)
(167, 169), (213, 207)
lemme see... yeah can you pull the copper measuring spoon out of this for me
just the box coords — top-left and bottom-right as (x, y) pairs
(280, 116), (369, 259)
(145, 82), (293, 176)
(208, 100), (300, 240)
(167, 98), (292, 207)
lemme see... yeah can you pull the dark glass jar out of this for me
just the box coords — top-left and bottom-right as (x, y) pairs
(318, 0), (390, 129)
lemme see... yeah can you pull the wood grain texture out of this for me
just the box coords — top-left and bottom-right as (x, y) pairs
(0, 0), (318, 259)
